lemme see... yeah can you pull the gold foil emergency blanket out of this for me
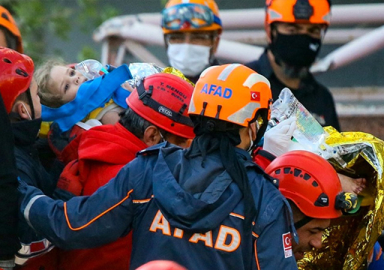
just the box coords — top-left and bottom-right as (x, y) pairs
(162, 67), (195, 86)
(297, 127), (384, 270)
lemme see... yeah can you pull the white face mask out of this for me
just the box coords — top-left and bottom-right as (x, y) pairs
(247, 127), (255, 154)
(167, 43), (210, 77)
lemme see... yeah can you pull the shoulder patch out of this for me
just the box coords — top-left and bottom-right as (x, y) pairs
(282, 232), (293, 258)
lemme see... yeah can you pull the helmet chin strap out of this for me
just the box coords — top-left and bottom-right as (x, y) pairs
(294, 216), (313, 230)
(21, 102), (32, 120)
(25, 87), (35, 119)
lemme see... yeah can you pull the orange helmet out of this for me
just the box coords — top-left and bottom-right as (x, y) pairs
(127, 73), (195, 139)
(188, 64), (272, 128)
(0, 47), (34, 113)
(0, 6), (23, 53)
(162, 0), (222, 34)
(265, 0), (331, 26)
(265, 150), (344, 219)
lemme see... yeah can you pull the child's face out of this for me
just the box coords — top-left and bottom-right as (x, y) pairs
(30, 78), (42, 119)
(49, 65), (87, 103)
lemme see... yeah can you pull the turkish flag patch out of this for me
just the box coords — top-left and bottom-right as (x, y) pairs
(282, 232), (292, 258)
(251, 91), (260, 101)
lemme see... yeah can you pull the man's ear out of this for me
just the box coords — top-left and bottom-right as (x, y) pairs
(13, 101), (30, 120)
(142, 126), (162, 147)
(249, 122), (257, 141)
(211, 34), (220, 54)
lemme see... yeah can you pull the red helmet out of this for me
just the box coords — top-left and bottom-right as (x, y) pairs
(265, 150), (343, 219)
(127, 73), (195, 139)
(0, 6), (23, 53)
(0, 47), (34, 113)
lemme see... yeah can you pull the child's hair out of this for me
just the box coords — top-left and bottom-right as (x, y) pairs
(35, 58), (68, 108)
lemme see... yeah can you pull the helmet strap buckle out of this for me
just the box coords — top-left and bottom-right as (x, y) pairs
(137, 80), (153, 106)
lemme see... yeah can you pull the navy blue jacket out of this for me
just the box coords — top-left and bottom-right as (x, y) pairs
(12, 119), (56, 264)
(0, 97), (19, 261)
(246, 50), (340, 130)
(20, 143), (298, 270)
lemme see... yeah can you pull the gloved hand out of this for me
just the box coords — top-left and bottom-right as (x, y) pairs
(263, 117), (299, 157)
(0, 259), (15, 270)
(55, 160), (83, 197)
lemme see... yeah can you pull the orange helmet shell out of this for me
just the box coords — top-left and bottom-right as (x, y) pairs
(188, 64), (272, 127)
(127, 73), (195, 139)
(0, 6), (23, 53)
(265, 150), (343, 219)
(0, 47), (34, 113)
(265, 0), (331, 26)
(162, 0), (222, 34)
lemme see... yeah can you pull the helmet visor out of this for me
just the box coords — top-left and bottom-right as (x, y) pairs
(162, 3), (221, 31)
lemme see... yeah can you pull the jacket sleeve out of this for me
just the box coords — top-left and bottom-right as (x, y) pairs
(0, 95), (20, 260)
(19, 162), (137, 250)
(253, 193), (298, 270)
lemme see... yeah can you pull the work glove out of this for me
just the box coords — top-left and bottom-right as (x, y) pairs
(263, 117), (299, 157)
(54, 160), (82, 200)
(0, 259), (14, 270)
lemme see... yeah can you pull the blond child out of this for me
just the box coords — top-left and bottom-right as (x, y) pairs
(35, 58), (132, 133)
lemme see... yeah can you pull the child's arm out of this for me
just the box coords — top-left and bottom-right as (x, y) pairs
(100, 111), (121, 125)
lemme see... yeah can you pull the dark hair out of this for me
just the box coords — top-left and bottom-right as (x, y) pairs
(119, 106), (153, 139)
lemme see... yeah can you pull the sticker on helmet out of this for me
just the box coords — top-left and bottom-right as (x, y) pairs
(251, 91), (260, 101)
(282, 232), (293, 258)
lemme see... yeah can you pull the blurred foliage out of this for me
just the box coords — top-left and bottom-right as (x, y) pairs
(160, 0), (167, 7)
(1, 0), (119, 64)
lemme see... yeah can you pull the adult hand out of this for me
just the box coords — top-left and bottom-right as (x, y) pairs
(263, 117), (298, 157)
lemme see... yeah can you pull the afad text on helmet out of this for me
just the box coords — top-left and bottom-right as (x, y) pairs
(200, 83), (232, 99)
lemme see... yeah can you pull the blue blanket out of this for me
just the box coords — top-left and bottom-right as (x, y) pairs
(42, 64), (132, 132)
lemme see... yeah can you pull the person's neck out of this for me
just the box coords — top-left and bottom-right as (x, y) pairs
(267, 50), (301, 90)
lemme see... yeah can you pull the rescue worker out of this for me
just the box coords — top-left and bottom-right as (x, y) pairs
(0, 47), (58, 270)
(246, 0), (340, 130)
(54, 72), (195, 270)
(162, 0), (222, 83)
(0, 7), (24, 269)
(0, 6), (23, 53)
(19, 64), (298, 269)
(266, 150), (356, 261)
(0, 89), (20, 269)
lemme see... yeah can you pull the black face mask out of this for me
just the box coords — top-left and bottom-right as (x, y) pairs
(270, 31), (322, 69)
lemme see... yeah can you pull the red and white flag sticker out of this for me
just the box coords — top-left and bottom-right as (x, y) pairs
(282, 232), (292, 258)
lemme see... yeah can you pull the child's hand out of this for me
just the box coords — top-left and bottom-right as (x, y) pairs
(121, 81), (134, 92)
(100, 111), (120, 125)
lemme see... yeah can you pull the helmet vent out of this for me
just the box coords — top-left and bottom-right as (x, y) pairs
(312, 181), (318, 187)
(3, 58), (11, 64)
(274, 168), (281, 175)
(303, 173), (311, 180)
(1, 12), (9, 21)
(16, 68), (28, 77)
(293, 168), (302, 177)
